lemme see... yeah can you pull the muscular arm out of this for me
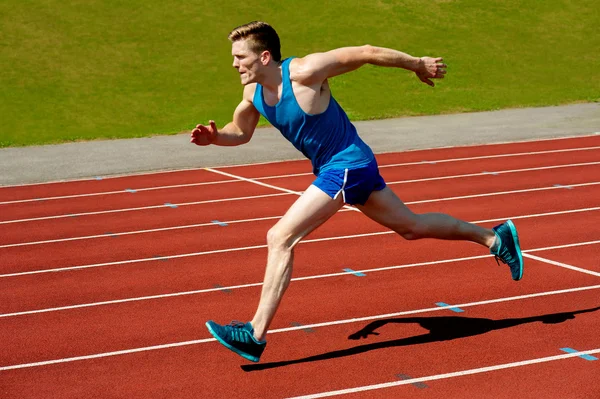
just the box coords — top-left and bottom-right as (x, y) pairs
(191, 84), (260, 146)
(294, 45), (446, 86)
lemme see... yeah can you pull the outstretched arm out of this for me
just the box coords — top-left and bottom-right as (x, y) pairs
(191, 84), (260, 146)
(294, 45), (446, 87)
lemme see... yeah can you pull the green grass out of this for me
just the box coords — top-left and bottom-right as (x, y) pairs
(1, 0), (598, 147)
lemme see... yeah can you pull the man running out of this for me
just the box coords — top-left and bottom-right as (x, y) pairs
(191, 21), (523, 363)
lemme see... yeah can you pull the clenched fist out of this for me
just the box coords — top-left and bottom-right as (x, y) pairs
(190, 120), (218, 146)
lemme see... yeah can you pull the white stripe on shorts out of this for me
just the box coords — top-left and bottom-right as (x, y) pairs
(333, 168), (349, 203)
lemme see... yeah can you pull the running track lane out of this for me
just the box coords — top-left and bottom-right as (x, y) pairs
(3, 162), (599, 246)
(2, 215), (599, 316)
(1, 183), (599, 274)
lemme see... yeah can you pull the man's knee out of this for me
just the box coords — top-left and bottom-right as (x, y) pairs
(396, 216), (427, 240)
(266, 226), (294, 250)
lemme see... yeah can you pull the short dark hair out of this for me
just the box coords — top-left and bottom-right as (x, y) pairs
(228, 21), (281, 62)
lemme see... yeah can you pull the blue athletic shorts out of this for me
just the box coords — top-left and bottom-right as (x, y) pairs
(313, 158), (387, 205)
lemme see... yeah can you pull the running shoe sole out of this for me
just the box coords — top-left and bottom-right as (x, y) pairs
(506, 220), (524, 281)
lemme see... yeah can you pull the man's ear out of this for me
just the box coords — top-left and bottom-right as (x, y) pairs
(260, 50), (272, 65)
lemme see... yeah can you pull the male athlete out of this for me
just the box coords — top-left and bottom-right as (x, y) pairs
(191, 21), (524, 363)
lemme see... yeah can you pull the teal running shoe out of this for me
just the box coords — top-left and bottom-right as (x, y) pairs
(205, 320), (266, 362)
(491, 220), (524, 281)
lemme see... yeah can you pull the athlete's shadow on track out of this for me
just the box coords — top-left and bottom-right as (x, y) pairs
(241, 306), (599, 372)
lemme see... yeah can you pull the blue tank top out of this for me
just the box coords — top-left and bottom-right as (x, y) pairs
(253, 57), (374, 175)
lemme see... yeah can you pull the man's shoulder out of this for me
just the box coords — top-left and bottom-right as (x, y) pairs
(288, 57), (307, 81)
(288, 56), (325, 88)
(243, 83), (258, 102)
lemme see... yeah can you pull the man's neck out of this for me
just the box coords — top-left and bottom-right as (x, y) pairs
(258, 62), (283, 92)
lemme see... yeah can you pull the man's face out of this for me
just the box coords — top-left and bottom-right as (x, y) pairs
(231, 40), (262, 85)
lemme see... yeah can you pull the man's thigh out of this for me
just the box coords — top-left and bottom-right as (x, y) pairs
(272, 184), (344, 247)
(356, 186), (417, 232)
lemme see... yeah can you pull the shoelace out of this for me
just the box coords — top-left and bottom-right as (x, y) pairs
(227, 321), (246, 328)
(494, 255), (505, 266)
(494, 246), (516, 268)
(227, 321), (250, 342)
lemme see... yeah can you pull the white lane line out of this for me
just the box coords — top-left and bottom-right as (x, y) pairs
(523, 253), (600, 277)
(404, 181), (600, 204)
(2, 207), (599, 278)
(379, 145), (600, 169)
(212, 145), (600, 181)
(2, 161), (598, 225)
(2, 284), (600, 371)
(0, 337), (217, 371)
(205, 167), (360, 213)
(0, 232), (388, 278)
(286, 348), (600, 399)
(0, 254), (488, 318)
(0, 192), (292, 225)
(0, 146), (600, 205)
(387, 161), (600, 185)
(0, 179), (240, 205)
(0, 214), (291, 249)
(4, 182), (599, 248)
(2, 240), (598, 318)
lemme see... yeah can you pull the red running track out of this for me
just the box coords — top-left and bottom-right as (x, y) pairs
(1, 135), (599, 399)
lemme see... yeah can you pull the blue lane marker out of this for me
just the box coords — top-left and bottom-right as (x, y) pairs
(553, 184), (573, 190)
(211, 220), (228, 227)
(152, 255), (169, 262)
(164, 203), (178, 208)
(343, 268), (366, 277)
(290, 322), (315, 333)
(560, 347), (598, 361)
(482, 170), (499, 176)
(396, 374), (428, 389)
(125, 188), (137, 193)
(436, 302), (464, 313)
(214, 284), (232, 294)
(104, 232), (118, 237)
(95, 176), (103, 180)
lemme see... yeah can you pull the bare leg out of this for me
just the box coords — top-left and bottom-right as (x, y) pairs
(357, 187), (496, 247)
(251, 185), (344, 341)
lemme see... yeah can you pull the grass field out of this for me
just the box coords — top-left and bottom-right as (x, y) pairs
(1, 0), (598, 147)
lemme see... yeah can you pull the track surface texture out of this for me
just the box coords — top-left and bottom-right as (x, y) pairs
(1, 134), (599, 399)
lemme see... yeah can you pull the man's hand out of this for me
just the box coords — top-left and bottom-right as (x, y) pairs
(416, 57), (447, 87)
(190, 121), (218, 146)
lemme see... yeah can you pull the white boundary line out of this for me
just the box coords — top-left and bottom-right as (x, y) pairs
(2, 145), (599, 204)
(386, 161), (600, 184)
(0, 192), (292, 225)
(378, 145), (600, 168)
(2, 161), (599, 225)
(0, 214), (292, 248)
(523, 253), (600, 277)
(2, 207), (599, 278)
(221, 133), (600, 169)
(205, 167), (360, 213)
(1, 133), (598, 189)
(2, 240), (598, 318)
(0, 179), (241, 205)
(286, 348), (600, 399)
(2, 283), (599, 371)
